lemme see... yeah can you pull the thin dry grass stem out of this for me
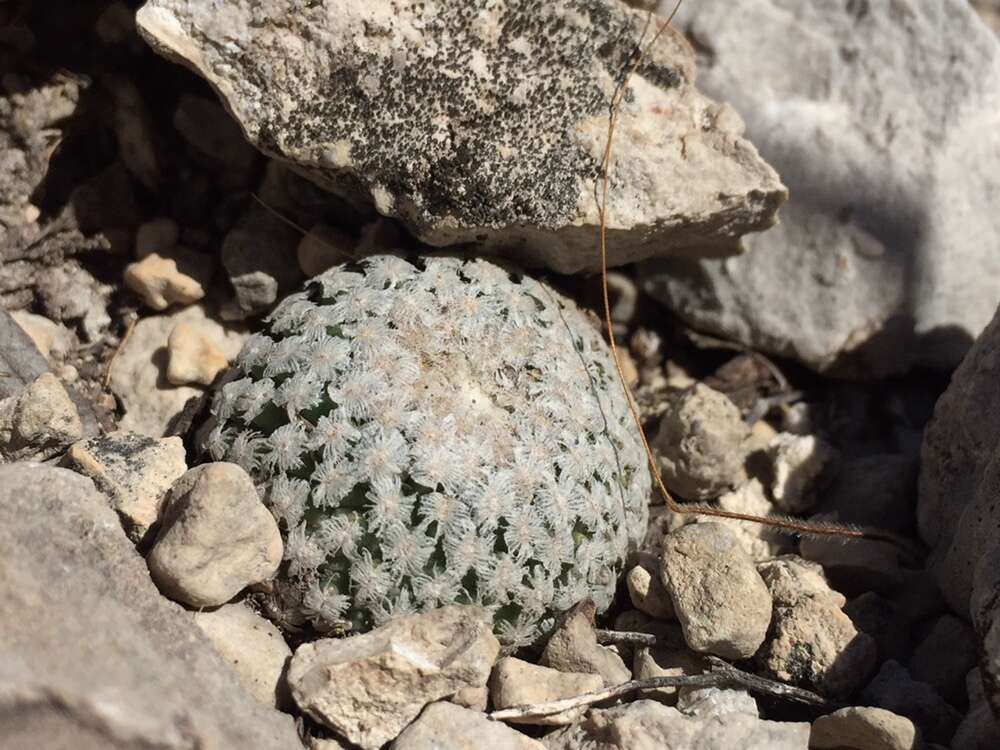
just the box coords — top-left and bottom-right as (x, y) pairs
(103, 314), (136, 388)
(598, 2), (914, 551)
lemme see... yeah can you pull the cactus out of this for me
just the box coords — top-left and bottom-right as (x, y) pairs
(206, 253), (649, 646)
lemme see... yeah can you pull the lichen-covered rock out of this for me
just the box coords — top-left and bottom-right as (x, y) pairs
(756, 557), (876, 699)
(642, 0), (1000, 377)
(206, 254), (650, 646)
(135, 0), (786, 273)
(653, 384), (750, 500)
(659, 522), (772, 660)
(61, 430), (187, 542)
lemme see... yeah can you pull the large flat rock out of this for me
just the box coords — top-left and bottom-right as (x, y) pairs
(642, 0), (1000, 377)
(0, 464), (302, 750)
(135, 0), (786, 273)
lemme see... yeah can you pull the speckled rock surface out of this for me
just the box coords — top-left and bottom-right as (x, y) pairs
(653, 384), (750, 500)
(643, 0), (1000, 376)
(61, 430), (187, 542)
(135, 0), (786, 273)
(0, 464), (300, 749)
(919, 304), (1000, 616)
(659, 523), (772, 660)
(756, 557), (876, 699)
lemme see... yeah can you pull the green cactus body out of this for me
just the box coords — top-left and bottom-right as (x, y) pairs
(207, 254), (649, 646)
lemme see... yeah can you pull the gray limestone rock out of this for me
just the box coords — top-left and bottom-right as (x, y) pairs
(642, 0), (1000, 377)
(918, 303), (1000, 616)
(0, 464), (300, 749)
(659, 522), (772, 660)
(135, 0), (786, 273)
(540, 699), (809, 750)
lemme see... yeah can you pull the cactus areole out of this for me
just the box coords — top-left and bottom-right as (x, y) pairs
(207, 254), (649, 646)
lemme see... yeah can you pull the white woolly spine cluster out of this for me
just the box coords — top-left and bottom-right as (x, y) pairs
(207, 254), (649, 646)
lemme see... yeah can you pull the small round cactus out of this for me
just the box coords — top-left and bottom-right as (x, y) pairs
(206, 254), (649, 646)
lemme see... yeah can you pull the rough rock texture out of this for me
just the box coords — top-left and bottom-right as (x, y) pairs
(0, 464), (301, 749)
(489, 657), (604, 727)
(541, 602), (632, 687)
(540, 699), (810, 750)
(653, 384), (750, 500)
(61, 430), (187, 542)
(643, 0), (1000, 377)
(390, 702), (545, 750)
(108, 303), (246, 436)
(288, 606), (500, 749)
(147, 462), (283, 607)
(192, 602), (292, 709)
(0, 372), (82, 462)
(810, 706), (920, 750)
(971, 544), (1000, 721)
(135, 0), (786, 273)
(756, 557), (876, 699)
(659, 523), (772, 659)
(919, 304), (1000, 616)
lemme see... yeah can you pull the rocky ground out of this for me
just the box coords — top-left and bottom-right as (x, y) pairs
(2, 1), (1000, 749)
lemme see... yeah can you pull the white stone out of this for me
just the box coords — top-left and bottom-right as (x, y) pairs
(390, 702), (545, 750)
(0, 372), (82, 462)
(192, 602), (292, 709)
(147, 462), (283, 607)
(659, 523), (771, 660)
(62, 430), (187, 542)
(288, 606), (500, 750)
(767, 433), (836, 514)
(489, 657), (603, 727)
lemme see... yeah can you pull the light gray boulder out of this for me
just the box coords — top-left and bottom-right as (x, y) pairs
(0, 464), (301, 749)
(135, 0), (786, 273)
(643, 0), (1000, 377)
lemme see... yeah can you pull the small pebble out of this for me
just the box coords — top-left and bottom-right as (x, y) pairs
(654, 384), (750, 499)
(489, 657), (603, 726)
(167, 320), (232, 386)
(660, 522), (772, 660)
(757, 556), (876, 698)
(124, 248), (213, 310)
(147, 462), (283, 607)
(0, 372), (82, 462)
(767, 433), (836, 514)
(626, 551), (675, 620)
(541, 601), (631, 687)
